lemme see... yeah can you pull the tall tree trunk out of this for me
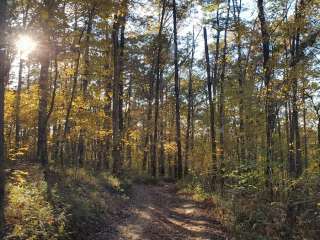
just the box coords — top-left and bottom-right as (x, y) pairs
(159, 69), (166, 177)
(151, 0), (166, 178)
(82, 7), (94, 97)
(15, 7), (29, 149)
(112, 15), (121, 174)
(302, 83), (308, 169)
(143, 68), (154, 173)
(112, 0), (128, 175)
(38, 30), (51, 167)
(15, 58), (23, 149)
(232, 0), (246, 164)
(211, 4), (221, 187)
(219, 0), (230, 192)
(185, 27), (195, 176)
(257, 0), (274, 200)
(288, 100), (296, 176)
(0, 0), (7, 229)
(204, 26), (217, 189)
(118, 22), (125, 151)
(61, 29), (84, 166)
(104, 26), (112, 170)
(172, 0), (183, 179)
(125, 74), (133, 168)
(78, 9), (95, 168)
(47, 54), (58, 130)
(26, 60), (31, 89)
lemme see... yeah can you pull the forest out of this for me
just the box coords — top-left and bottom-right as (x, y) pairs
(0, 0), (319, 239)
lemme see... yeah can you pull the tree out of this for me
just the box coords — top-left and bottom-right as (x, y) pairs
(173, 0), (183, 179)
(257, 0), (274, 200)
(0, 0), (7, 229)
(204, 26), (217, 188)
(151, 0), (166, 178)
(112, 0), (128, 175)
(37, 0), (56, 168)
(219, 0), (230, 192)
(185, 28), (195, 176)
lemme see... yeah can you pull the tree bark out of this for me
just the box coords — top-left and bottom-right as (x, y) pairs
(82, 7), (94, 97)
(38, 12), (52, 167)
(151, 0), (166, 178)
(219, 0), (230, 193)
(257, 0), (274, 200)
(302, 82), (308, 169)
(0, 0), (7, 229)
(204, 26), (217, 188)
(159, 69), (165, 177)
(112, 15), (122, 174)
(15, 6), (29, 149)
(61, 28), (84, 166)
(172, 0), (183, 179)
(15, 58), (23, 149)
(232, 0), (246, 164)
(185, 27), (195, 176)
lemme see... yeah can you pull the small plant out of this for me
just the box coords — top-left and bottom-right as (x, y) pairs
(5, 169), (69, 239)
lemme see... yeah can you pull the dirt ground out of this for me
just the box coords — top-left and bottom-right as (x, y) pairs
(103, 183), (228, 240)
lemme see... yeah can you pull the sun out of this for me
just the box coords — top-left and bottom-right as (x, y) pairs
(16, 35), (37, 59)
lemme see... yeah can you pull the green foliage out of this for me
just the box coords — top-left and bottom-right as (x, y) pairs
(5, 169), (68, 240)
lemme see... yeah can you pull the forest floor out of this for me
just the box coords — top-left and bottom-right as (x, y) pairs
(4, 162), (229, 240)
(105, 182), (228, 240)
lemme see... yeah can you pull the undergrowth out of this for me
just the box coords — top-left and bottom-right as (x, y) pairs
(4, 163), (131, 240)
(178, 168), (320, 240)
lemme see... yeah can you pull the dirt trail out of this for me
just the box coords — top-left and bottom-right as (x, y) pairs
(107, 183), (228, 240)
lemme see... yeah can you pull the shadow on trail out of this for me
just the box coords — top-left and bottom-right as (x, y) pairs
(112, 183), (228, 240)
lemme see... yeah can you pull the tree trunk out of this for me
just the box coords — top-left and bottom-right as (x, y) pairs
(15, 58), (23, 149)
(61, 29), (84, 166)
(204, 26), (217, 189)
(82, 7), (94, 97)
(232, 0), (246, 164)
(143, 71), (154, 173)
(257, 0), (274, 200)
(119, 24), (125, 136)
(37, 34), (51, 167)
(173, 0), (183, 179)
(125, 75), (133, 169)
(185, 27), (195, 176)
(151, 0), (166, 178)
(0, 0), (7, 229)
(302, 84), (308, 169)
(159, 69), (165, 177)
(104, 26), (112, 170)
(288, 100), (295, 176)
(112, 15), (122, 174)
(219, 0), (230, 193)
(15, 7), (29, 150)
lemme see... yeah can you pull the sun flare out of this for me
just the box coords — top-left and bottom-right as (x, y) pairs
(16, 35), (37, 59)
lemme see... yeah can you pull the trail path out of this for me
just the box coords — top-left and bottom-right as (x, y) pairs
(106, 183), (228, 240)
